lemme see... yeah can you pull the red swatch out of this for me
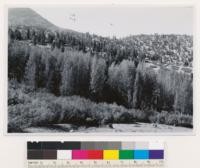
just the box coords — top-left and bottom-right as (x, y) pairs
(87, 150), (103, 159)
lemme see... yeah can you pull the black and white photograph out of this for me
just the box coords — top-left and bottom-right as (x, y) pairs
(7, 6), (193, 133)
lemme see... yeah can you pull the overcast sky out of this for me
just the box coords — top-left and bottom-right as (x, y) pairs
(32, 6), (193, 38)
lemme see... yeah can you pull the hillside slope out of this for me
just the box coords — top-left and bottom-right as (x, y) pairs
(8, 8), (58, 30)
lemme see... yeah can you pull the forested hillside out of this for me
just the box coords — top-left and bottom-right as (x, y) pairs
(8, 26), (193, 67)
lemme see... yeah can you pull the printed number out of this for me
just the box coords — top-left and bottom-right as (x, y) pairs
(107, 161), (110, 164)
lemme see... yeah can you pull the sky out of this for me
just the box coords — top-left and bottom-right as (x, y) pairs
(32, 6), (193, 38)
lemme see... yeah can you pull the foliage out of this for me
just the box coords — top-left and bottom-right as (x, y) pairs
(132, 63), (157, 110)
(8, 27), (193, 66)
(8, 82), (193, 132)
(8, 41), (30, 82)
(108, 60), (136, 107)
(60, 50), (91, 97)
(8, 41), (193, 116)
(90, 56), (107, 101)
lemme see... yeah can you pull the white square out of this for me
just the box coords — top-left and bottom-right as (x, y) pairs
(57, 150), (72, 160)
(135, 142), (149, 149)
(149, 142), (164, 150)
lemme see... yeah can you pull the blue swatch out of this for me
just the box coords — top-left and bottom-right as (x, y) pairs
(134, 150), (149, 159)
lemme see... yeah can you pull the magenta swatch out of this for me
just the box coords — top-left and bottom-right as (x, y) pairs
(72, 150), (88, 159)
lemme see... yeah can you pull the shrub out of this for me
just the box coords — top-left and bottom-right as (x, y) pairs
(152, 111), (193, 128)
(8, 81), (193, 132)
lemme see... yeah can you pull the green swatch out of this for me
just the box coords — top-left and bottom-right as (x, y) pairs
(119, 150), (134, 159)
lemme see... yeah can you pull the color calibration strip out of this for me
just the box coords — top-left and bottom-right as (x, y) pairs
(27, 141), (164, 160)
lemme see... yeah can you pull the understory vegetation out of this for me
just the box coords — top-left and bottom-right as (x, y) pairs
(8, 81), (193, 132)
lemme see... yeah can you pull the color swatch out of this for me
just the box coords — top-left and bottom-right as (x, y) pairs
(119, 150), (134, 159)
(27, 141), (164, 160)
(134, 150), (149, 159)
(103, 150), (119, 160)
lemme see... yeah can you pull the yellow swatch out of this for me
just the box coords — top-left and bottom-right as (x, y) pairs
(103, 150), (119, 160)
